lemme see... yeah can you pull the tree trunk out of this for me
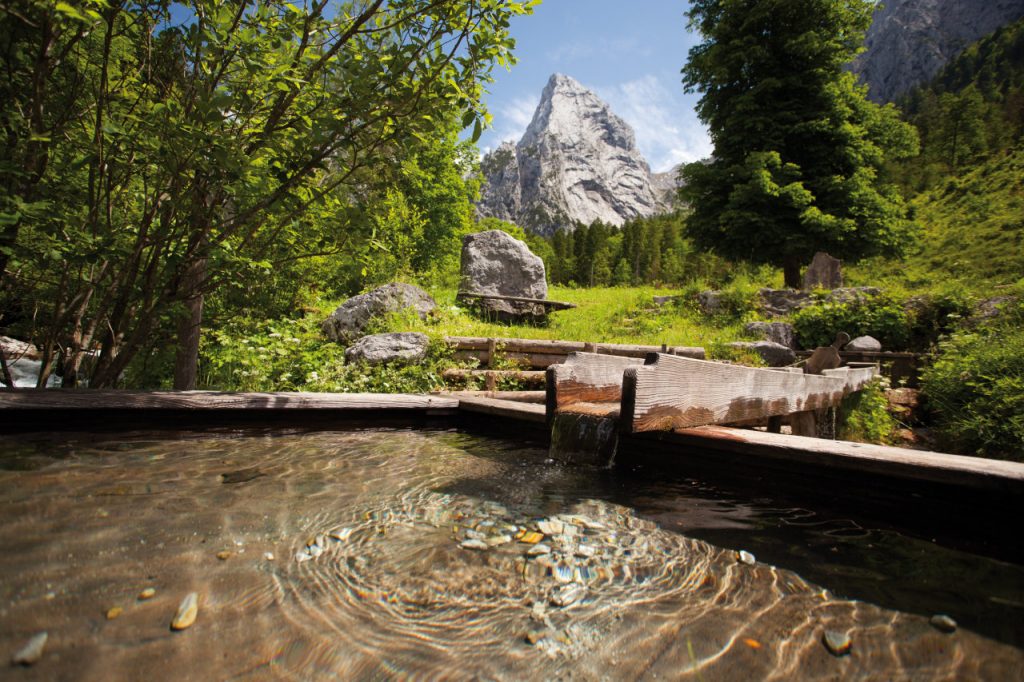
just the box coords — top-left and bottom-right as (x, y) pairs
(783, 257), (802, 289)
(173, 257), (206, 390)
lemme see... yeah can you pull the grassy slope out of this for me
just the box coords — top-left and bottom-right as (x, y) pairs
(383, 286), (751, 351)
(845, 146), (1024, 297)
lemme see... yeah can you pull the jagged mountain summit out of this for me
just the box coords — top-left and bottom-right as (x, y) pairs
(853, 0), (1024, 103)
(477, 73), (667, 236)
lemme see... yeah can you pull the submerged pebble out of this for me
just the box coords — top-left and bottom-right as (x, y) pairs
(527, 543), (551, 556)
(518, 531), (544, 544)
(930, 614), (957, 633)
(486, 534), (512, 547)
(822, 630), (851, 656)
(459, 539), (488, 550)
(106, 606), (123, 620)
(737, 550), (756, 566)
(216, 550), (233, 561)
(329, 528), (354, 542)
(170, 592), (199, 631)
(537, 520), (563, 535)
(138, 587), (156, 601)
(11, 632), (47, 666)
(551, 584), (585, 607)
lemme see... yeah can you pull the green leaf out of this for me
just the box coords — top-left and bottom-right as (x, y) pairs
(471, 118), (483, 143)
(461, 109), (476, 129)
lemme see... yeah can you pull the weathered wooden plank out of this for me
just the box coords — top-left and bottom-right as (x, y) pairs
(456, 396), (547, 423)
(822, 365), (878, 393)
(643, 425), (1024, 495)
(441, 369), (547, 387)
(456, 292), (577, 310)
(0, 390), (459, 411)
(622, 354), (851, 434)
(444, 336), (705, 362)
(438, 390), (545, 403)
(546, 352), (643, 418)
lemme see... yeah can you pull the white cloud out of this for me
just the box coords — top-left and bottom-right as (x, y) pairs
(494, 95), (539, 144)
(597, 75), (711, 172)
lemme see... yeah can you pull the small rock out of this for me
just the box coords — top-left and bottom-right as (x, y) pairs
(170, 592), (199, 631)
(459, 539), (489, 550)
(845, 335), (881, 352)
(537, 520), (563, 535)
(727, 341), (796, 367)
(138, 587), (156, 600)
(527, 543), (551, 556)
(307, 543), (323, 558)
(575, 544), (596, 558)
(106, 606), (123, 620)
(264, 552), (275, 561)
(553, 563), (574, 584)
(344, 332), (430, 367)
(295, 549), (312, 563)
(737, 550), (756, 565)
(12, 632), (47, 666)
(525, 630), (548, 645)
(220, 467), (264, 484)
(551, 584), (585, 607)
(530, 601), (547, 623)
(930, 614), (957, 633)
(486, 534), (512, 547)
(822, 630), (851, 656)
(518, 531), (544, 544)
(216, 550), (233, 561)
(329, 528), (354, 542)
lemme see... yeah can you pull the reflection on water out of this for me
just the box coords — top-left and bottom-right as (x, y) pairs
(0, 428), (1021, 680)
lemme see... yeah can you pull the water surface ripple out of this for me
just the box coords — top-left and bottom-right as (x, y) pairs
(0, 429), (1020, 680)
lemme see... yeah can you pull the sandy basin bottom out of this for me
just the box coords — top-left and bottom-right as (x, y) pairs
(0, 429), (1021, 681)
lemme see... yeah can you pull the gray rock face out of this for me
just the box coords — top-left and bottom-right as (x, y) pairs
(477, 74), (661, 236)
(322, 283), (436, 343)
(803, 252), (843, 290)
(758, 289), (813, 317)
(853, 0), (1024, 103)
(459, 230), (547, 323)
(828, 287), (882, 305)
(728, 341), (796, 367)
(846, 335), (882, 352)
(744, 322), (798, 350)
(344, 332), (430, 366)
(698, 290), (727, 315)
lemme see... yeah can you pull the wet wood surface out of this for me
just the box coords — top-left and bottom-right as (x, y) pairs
(547, 352), (642, 412)
(648, 425), (1024, 494)
(622, 354), (861, 434)
(456, 396), (547, 423)
(0, 390), (460, 411)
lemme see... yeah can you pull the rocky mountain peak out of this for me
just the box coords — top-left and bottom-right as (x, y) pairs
(477, 73), (665, 236)
(854, 0), (1024, 103)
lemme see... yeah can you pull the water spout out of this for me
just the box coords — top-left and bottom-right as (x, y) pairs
(548, 412), (619, 467)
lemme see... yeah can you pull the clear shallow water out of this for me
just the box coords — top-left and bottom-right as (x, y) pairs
(0, 428), (1021, 680)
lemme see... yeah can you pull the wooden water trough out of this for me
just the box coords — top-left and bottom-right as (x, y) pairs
(547, 351), (877, 436)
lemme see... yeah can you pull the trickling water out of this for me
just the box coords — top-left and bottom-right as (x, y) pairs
(548, 412), (619, 467)
(0, 428), (1021, 680)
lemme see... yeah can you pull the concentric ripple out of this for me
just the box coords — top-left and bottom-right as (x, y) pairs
(0, 428), (1021, 681)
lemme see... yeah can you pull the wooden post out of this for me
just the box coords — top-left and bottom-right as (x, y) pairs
(790, 411), (817, 436)
(584, 342), (597, 353)
(484, 371), (498, 391)
(486, 337), (497, 368)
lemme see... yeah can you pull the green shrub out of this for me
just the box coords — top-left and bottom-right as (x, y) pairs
(903, 290), (974, 352)
(792, 295), (911, 349)
(838, 377), (899, 444)
(920, 297), (1024, 460)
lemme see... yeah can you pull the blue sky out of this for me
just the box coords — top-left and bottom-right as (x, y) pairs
(476, 0), (711, 172)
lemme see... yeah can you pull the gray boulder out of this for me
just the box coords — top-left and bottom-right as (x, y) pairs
(322, 283), (435, 343)
(803, 252), (843, 290)
(728, 341), (796, 367)
(744, 321), (798, 350)
(827, 287), (881, 305)
(846, 335), (882, 352)
(698, 290), (725, 315)
(459, 230), (547, 323)
(758, 288), (812, 317)
(344, 332), (430, 366)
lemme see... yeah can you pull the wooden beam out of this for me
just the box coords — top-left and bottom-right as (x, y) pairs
(441, 368), (547, 388)
(456, 292), (577, 310)
(456, 396), (547, 423)
(546, 352), (642, 420)
(639, 425), (1024, 495)
(445, 336), (704, 358)
(0, 390), (459, 412)
(622, 354), (864, 434)
(437, 390), (545, 403)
